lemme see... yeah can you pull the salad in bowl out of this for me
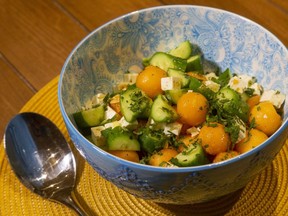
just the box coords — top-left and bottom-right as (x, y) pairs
(58, 5), (288, 204)
(72, 41), (285, 167)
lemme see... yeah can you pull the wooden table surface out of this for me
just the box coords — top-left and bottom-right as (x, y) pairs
(0, 0), (287, 138)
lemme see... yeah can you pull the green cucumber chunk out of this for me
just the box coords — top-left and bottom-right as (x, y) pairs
(138, 128), (167, 153)
(186, 55), (203, 73)
(120, 84), (152, 122)
(151, 95), (178, 123)
(170, 141), (209, 167)
(168, 41), (192, 59)
(73, 105), (105, 128)
(165, 89), (187, 104)
(217, 87), (240, 101)
(149, 52), (187, 72)
(102, 126), (140, 151)
(216, 87), (249, 122)
(167, 68), (190, 87)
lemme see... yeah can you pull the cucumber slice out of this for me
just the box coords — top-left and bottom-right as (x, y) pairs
(168, 41), (192, 59)
(151, 95), (178, 123)
(165, 89), (187, 104)
(102, 126), (140, 151)
(217, 87), (240, 101)
(149, 52), (187, 72)
(138, 128), (167, 153)
(216, 87), (249, 122)
(170, 141), (209, 167)
(73, 105), (105, 128)
(186, 55), (203, 73)
(167, 68), (190, 87)
(120, 84), (152, 122)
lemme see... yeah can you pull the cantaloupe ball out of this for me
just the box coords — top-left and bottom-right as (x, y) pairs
(213, 151), (239, 163)
(249, 102), (281, 136)
(149, 148), (178, 166)
(177, 92), (208, 127)
(136, 65), (166, 98)
(198, 123), (231, 155)
(235, 128), (268, 154)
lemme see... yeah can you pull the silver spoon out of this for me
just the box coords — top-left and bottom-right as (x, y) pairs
(4, 112), (91, 215)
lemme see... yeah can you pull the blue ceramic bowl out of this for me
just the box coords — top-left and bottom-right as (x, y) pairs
(58, 5), (288, 204)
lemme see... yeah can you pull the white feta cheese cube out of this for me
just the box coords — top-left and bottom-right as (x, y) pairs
(203, 80), (220, 92)
(118, 117), (138, 130)
(260, 90), (286, 109)
(150, 119), (183, 136)
(105, 106), (117, 119)
(186, 126), (200, 137)
(163, 122), (183, 136)
(228, 75), (254, 94)
(205, 72), (218, 80)
(149, 119), (182, 136)
(104, 121), (121, 129)
(250, 83), (263, 96)
(91, 126), (106, 146)
(161, 77), (181, 91)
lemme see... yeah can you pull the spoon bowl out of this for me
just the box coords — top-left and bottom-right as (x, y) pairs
(4, 112), (89, 215)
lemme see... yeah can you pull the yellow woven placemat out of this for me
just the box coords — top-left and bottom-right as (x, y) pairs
(1, 76), (288, 216)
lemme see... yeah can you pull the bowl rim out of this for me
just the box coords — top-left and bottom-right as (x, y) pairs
(58, 5), (288, 173)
